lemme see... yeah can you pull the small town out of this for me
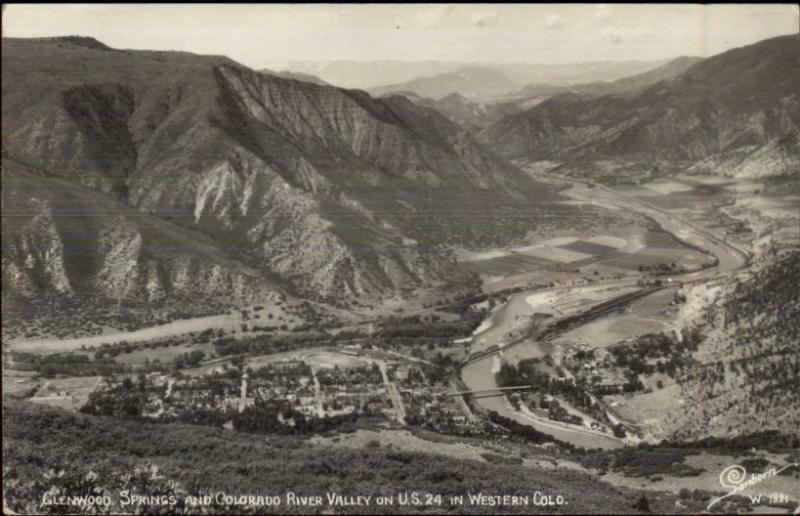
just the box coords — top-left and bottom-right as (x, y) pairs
(76, 345), (479, 436)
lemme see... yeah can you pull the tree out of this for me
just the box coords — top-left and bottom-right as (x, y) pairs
(230, 355), (246, 371)
(633, 494), (651, 513)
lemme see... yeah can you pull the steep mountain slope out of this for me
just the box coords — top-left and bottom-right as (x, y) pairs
(582, 56), (704, 96)
(368, 66), (520, 101)
(509, 56), (704, 109)
(668, 250), (800, 440)
(2, 37), (553, 311)
(478, 35), (800, 177)
(2, 156), (280, 305)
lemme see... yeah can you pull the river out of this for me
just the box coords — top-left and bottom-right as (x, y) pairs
(460, 180), (748, 450)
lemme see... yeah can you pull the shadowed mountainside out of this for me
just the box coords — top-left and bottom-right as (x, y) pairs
(2, 37), (557, 310)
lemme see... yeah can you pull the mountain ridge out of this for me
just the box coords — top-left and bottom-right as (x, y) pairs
(368, 65), (520, 101)
(1, 36), (551, 317)
(396, 56), (705, 132)
(285, 58), (674, 90)
(477, 34), (800, 177)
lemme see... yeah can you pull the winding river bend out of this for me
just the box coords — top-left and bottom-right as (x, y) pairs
(460, 181), (748, 450)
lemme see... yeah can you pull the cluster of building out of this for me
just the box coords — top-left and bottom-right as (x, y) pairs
(131, 353), (475, 433)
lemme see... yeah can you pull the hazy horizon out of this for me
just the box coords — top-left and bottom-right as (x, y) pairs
(3, 4), (798, 70)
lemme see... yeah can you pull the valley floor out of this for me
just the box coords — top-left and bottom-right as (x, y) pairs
(459, 167), (795, 448)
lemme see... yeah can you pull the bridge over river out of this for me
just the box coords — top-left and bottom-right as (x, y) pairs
(447, 385), (533, 398)
(460, 177), (749, 450)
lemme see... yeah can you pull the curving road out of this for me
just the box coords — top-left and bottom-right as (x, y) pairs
(461, 178), (749, 450)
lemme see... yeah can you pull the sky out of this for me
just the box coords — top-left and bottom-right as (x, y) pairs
(3, 4), (798, 68)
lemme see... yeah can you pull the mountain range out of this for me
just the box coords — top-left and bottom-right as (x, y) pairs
(1, 36), (551, 315)
(394, 56), (705, 132)
(365, 59), (692, 103)
(285, 58), (673, 91)
(506, 56), (705, 109)
(3, 34), (798, 325)
(477, 35), (800, 177)
(369, 66), (520, 101)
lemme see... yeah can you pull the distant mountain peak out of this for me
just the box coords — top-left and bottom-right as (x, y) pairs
(369, 66), (518, 101)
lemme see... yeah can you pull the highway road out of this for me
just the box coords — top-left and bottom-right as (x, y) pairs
(461, 177), (749, 450)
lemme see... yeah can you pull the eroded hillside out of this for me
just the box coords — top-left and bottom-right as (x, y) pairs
(2, 37), (560, 318)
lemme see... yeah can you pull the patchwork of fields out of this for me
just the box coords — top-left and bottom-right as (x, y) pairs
(458, 175), (777, 280)
(460, 232), (710, 277)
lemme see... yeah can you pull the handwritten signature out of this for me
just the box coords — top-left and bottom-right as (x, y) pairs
(706, 462), (798, 513)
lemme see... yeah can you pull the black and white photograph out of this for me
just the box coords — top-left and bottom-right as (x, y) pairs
(2, 4), (799, 514)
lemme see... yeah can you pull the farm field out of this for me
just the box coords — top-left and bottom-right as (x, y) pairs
(553, 311), (673, 349)
(519, 245), (592, 263)
(560, 240), (618, 255)
(112, 341), (218, 366)
(463, 234), (641, 275)
(462, 253), (553, 275)
(598, 249), (710, 271)
(1, 370), (39, 396)
(460, 225), (710, 279)
(630, 287), (680, 319)
(302, 350), (373, 369)
(28, 376), (102, 411)
(237, 348), (374, 372)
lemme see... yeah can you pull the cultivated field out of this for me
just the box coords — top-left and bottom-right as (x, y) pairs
(302, 350), (372, 369)
(1, 371), (39, 396)
(554, 312), (673, 349)
(460, 228), (709, 279)
(28, 376), (102, 411)
(113, 341), (218, 366)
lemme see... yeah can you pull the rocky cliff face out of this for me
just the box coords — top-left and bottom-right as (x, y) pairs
(478, 35), (800, 178)
(3, 159), (280, 307)
(4, 198), (74, 298)
(3, 37), (546, 310)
